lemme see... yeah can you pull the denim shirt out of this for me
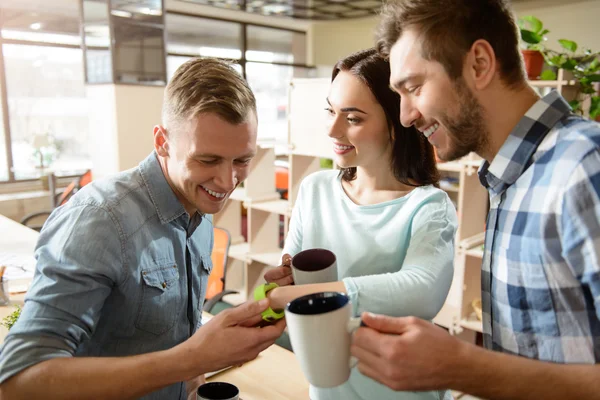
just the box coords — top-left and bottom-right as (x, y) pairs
(0, 152), (214, 399)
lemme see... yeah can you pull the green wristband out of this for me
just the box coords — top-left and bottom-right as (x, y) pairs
(254, 283), (285, 322)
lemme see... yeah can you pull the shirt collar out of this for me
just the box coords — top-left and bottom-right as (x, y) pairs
(139, 152), (187, 224)
(478, 90), (572, 193)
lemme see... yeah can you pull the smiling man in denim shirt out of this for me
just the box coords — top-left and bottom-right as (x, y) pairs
(0, 58), (286, 400)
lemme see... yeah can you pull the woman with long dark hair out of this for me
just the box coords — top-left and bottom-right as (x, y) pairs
(264, 48), (456, 400)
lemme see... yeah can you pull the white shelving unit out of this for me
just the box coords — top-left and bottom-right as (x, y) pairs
(431, 156), (488, 334)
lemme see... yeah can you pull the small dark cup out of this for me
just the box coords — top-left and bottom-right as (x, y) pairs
(196, 382), (239, 400)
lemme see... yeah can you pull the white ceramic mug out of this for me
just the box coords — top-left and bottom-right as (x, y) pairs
(285, 292), (362, 388)
(291, 248), (338, 285)
(196, 382), (239, 400)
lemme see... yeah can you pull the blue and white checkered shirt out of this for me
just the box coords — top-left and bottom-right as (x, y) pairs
(479, 90), (600, 363)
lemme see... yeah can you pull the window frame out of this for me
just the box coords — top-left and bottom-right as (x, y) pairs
(0, 8), (312, 185)
(165, 11), (314, 78)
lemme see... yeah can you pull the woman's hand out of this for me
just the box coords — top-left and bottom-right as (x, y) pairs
(264, 253), (294, 286)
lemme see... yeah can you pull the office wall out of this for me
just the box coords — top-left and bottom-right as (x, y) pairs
(310, 0), (600, 72)
(114, 85), (163, 173)
(311, 16), (378, 72)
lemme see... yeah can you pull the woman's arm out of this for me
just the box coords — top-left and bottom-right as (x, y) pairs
(343, 202), (457, 318)
(269, 198), (458, 317)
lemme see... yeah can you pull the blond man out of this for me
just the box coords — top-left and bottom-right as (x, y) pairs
(0, 58), (285, 400)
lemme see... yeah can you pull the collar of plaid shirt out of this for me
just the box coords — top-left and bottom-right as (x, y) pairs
(478, 90), (571, 194)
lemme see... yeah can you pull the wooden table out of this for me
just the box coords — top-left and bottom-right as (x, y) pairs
(0, 214), (310, 398)
(207, 343), (309, 400)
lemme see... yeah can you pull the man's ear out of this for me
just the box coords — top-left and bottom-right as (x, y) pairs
(465, 39), (496, 91)
(153, 125), (170, 157)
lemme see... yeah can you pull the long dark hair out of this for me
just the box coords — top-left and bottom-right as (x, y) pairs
(332, 48), (439, 187)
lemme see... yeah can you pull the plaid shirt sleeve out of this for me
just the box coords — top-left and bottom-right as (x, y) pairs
(561, 148), (600, 319)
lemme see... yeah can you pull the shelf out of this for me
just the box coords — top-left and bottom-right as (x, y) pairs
(529, 79), (577, 88)
(248, 199), (291, 216)
(442, 187), (459, 193)
(459, 232), (485, 250)
(228, 242), (249, 261)
(460, 317), (483, 333)
(465, 247), (484, 259)
(437, 161), (463, 172)
(229, 187), (246, 202)
(463, 159), (483, 169)
(440, 181), (459, 193)
(249, 251), (282, 266)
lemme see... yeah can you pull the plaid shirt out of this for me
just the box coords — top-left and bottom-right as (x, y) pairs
(479, 90), (600, 363)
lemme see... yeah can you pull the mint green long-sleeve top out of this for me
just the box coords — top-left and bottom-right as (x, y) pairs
(283, 170), (457, 400)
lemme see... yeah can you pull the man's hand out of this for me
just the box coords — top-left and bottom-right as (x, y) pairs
(351, 312), (467, 392)
(179, 299), (286, 379)
(264, 253), (294, 286)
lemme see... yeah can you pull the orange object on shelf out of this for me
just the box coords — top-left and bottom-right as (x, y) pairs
(275, 165), (289, 200)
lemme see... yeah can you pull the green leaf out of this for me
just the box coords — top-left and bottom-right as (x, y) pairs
(569, 100), (581, 112)
(540, 70), (557, 80)
(520, 16), (543, 33)
(587, 74), (600, 82)
(558, 39), (578, 53)
(581, 86), (596, 95)
(547, 55), (564, 67)
(539, 29), (549, 36)
(590, 96), (600, 119)
(561, 59), (578, 71)
(521, 30), (542, 45)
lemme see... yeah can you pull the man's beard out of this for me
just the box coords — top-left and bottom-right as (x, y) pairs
(438, 78), (488, 162)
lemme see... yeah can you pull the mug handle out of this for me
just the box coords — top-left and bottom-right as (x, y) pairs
(347, 317), (364, 368)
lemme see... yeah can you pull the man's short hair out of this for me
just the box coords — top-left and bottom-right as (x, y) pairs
(162, 58), (257, 130)
(376, 0), (526, 88)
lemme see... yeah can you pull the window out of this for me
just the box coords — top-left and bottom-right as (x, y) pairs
(112, 19), (166, 85)
(0, 0), (91, 182)
(82, 0), (167, 85)
(0, 75), (8, 181)
(166, 12), (314, 142)
(3, 44), (91, 180)
(246, 26), (306, 64)
(0, 5), (311, 183)
(166, 14), (242, 59)
(246, 63), (313, 142)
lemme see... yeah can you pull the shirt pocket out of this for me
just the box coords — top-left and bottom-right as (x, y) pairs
(193, 255), (214, 330)
(136, 263), (181, 336)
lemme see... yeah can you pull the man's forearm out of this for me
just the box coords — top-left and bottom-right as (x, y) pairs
(452, 343), (600, 400)
(0, 346), (193, 400)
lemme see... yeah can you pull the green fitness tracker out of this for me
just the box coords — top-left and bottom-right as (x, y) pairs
(254, 283), (285, 322)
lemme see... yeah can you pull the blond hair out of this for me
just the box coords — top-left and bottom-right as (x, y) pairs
(162, 58), (256, 131)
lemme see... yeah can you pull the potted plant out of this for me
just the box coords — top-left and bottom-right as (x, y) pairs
(542, 40), (600, 119)
(518, 15), (548, 80)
